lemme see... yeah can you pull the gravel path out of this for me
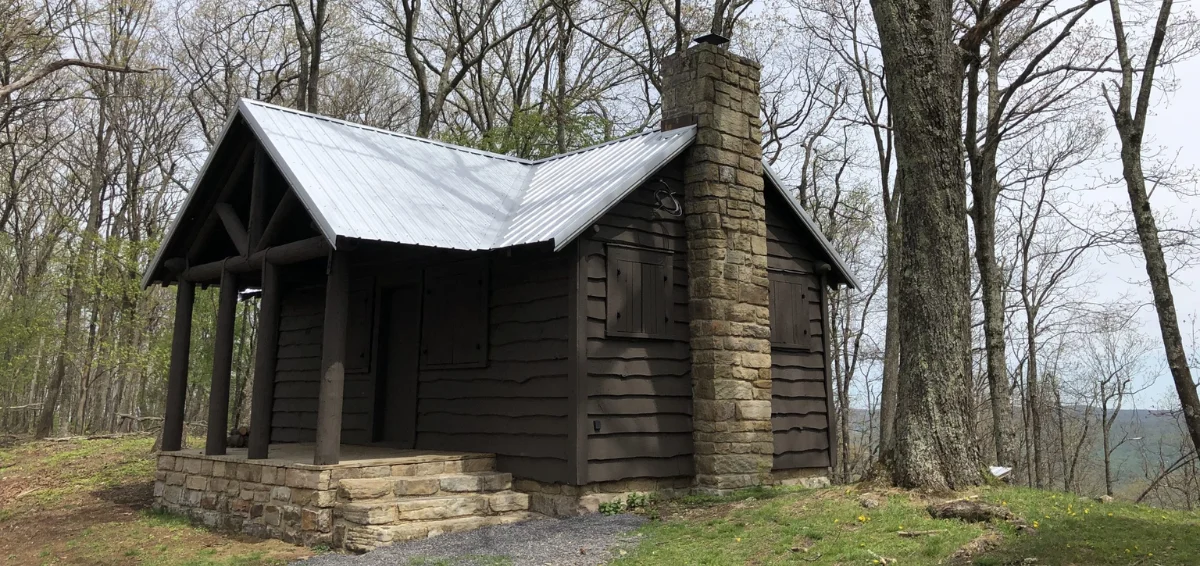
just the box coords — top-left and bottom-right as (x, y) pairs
(295, 514), (648, 566)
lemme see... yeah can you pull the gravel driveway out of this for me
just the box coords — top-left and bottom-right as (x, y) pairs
(294, 514), (648, 566)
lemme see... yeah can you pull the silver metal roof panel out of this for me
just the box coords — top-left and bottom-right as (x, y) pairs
(144, 100), (856, 288)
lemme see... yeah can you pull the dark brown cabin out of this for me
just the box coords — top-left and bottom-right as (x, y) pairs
(145, 58), (857, 495)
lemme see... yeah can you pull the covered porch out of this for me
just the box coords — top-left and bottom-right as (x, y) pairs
(147, 115), (365, 466)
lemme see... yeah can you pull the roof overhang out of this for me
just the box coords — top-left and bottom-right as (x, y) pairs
(763, 163), (861, 289)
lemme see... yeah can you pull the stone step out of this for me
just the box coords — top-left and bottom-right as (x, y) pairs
(340, 510), (543, 553)
(337, 471), (513, 502)
(339, 490), (530, 525)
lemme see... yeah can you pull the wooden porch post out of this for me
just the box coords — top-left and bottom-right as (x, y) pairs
(314, 250), (350, 465)
(206, 269), (239, 455)
(248, 261), (281, 459)
(162, 279), (195, 452)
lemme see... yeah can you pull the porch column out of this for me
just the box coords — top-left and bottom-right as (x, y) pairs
(206, 268), (239, 455)
(162, 279), (195, 451)
(314, 250), (350, 465)
(248, 261), (281, 459)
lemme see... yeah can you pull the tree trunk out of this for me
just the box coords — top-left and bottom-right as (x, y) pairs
(878, 219), (900, 465)
(870, 0), (982, 490)
(1106, 0), (1200, 462)
(1025, 312), (1045, 487)
(1102, 394), (1114, 496)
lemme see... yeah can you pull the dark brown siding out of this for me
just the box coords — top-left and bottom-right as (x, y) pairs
(413, 252), (572, 483)
(766, 189), (833, 470)
(270, 276), (377, 446)
(583, 160), (694, 482)
(270, 249), (571, 482)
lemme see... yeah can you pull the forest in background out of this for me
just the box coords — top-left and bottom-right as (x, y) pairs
(1, 0), (1199, 510)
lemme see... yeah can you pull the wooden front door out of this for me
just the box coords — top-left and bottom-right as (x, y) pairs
(374, 283), (422, 447)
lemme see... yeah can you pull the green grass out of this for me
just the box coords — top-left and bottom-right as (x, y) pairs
(613, 485), (1200, 565)
(1, 434), (312, 565)
(972, 488), (1200, 565)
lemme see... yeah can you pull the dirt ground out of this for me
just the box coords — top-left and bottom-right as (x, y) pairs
(0, 434), (313, 565)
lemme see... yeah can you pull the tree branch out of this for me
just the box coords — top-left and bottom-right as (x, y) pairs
(0, 59), (162, 99)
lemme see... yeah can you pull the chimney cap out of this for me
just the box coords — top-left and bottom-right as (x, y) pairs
(693, 33), (730, 46)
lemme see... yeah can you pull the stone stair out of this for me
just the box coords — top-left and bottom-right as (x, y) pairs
(332, 454), (539, 552)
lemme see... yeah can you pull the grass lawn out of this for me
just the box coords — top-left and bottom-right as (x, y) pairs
(613, 485), (1200, 565)
(0, 434), (313, 565)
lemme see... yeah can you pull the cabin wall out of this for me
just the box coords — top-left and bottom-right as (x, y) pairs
(411, 251), (572, 484)
(267, 249), (572, 484)
(765, 189), (835, 469)
(269, 270), (374, 446)
(582, 160), (694, 483)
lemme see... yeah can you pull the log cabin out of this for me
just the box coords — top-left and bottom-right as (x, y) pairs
(144, 38), (858, 549)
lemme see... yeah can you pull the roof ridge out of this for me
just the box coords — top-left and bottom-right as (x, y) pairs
(238, 98), (534, 165)
(528, 128), (677, 164)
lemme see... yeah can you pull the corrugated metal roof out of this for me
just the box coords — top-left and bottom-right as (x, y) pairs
(144, 99), (856, 288)
(241, 99), (694, 252)
(500, 128), (695, 249)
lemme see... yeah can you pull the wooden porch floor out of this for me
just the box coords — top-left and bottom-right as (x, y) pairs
(164, 443), (492, 470)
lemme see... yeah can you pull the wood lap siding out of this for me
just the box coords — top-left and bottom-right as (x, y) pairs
(766, 190), (834, 470)
(415, 253), (571, 483)
(584, 162), (694, 482)
(270, 280), (375, 445)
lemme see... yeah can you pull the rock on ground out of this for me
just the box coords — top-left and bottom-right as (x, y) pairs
(927, 500), (1015, 523)
(294, 514), (648, 566)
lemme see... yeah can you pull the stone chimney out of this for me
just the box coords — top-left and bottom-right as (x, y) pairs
(661, 41), (773, 493)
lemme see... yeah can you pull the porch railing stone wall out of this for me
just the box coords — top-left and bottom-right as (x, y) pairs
(153, 453), (337, 546)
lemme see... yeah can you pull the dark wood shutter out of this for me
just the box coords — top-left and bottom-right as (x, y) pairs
(606, 245), (673, 339)
(768, 270), (814, 350)
(420, 259), (488, 368)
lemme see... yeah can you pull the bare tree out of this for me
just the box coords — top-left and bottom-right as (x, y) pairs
(1103, 0), (1200, 457)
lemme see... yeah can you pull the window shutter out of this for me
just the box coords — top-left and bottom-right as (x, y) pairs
(768, 270), (815, 350)
(420, 259), (488, 368)
(606, 245), (673, 339)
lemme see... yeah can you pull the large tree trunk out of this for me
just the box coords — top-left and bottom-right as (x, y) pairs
(870, 0), (982, 490)
(877, 219), (900, 465)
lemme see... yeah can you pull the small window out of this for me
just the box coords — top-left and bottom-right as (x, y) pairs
(606, 245), (673, 339)
(768, 270), (815, 350)
(420, 259), (488, 368)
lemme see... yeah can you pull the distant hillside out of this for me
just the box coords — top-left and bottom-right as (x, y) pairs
(840, 407), (1191, 492)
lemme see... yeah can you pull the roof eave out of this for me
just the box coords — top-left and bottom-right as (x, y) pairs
(140, 108), (246, 290)
(237, 99), (340, 250)
(762, 163), (861, 290)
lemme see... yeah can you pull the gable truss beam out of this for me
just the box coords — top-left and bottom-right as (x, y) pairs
(248, 146), (269, 251)
(186, 144), (255, 261)
(215, 203), (249, 256)
(256, 190), (298, 253)
(182, 235), (328, 282)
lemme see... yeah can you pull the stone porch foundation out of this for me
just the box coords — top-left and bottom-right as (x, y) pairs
(154, 446), (831, 551)
(516, 469), (831, 517)
(152, 446), (536, 551)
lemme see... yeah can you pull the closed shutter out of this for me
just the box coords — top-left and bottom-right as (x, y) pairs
(606, 245), (673, 339)
(768, 270), (814, 350)
(420, 259), (488, 368)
